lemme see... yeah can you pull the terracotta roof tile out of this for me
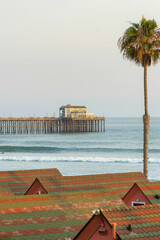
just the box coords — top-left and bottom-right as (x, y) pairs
(0, 169), (159, 239)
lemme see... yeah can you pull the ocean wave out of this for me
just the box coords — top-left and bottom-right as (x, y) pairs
(0, 156), (159, 164)
(0, 145), (160, 154)
(0, 145), (146, 153)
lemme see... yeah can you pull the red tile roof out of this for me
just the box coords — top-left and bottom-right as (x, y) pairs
(104, 204), (160, 239)
(0, 169), (159, 239)
(0, 168), (62, 195)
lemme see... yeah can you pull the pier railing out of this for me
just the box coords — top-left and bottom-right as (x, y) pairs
(0, 117), (105, 134)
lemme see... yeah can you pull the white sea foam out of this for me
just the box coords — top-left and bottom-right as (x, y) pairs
(0, 155), (159, 164)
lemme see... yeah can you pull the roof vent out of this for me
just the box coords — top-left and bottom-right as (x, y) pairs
(127, 224), (133, 232)
(155, 194), (160, 199)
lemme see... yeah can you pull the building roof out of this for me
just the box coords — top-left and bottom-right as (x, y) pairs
(0, 169), (159, 239)
(73, 204), (160, 240)
(0, 168), (62, 195)
(0, 193), (159, 239)
(105, 204), (160, 240)
(0, 168), (62, 178)
(60, 105), (86, 109)
(0, 169), (159, 206)
(0, 171), (148, 196)
(0, 188), (124, 239)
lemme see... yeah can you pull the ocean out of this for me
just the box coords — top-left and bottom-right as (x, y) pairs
(0, 117), (159, 181)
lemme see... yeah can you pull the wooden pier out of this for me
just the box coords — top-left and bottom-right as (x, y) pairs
(0, 117), (105, 134)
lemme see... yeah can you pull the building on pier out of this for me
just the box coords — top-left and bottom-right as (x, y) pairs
(59, 105), (94, 119)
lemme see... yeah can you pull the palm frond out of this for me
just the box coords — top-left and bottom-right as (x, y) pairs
(118, 17), (160, 67)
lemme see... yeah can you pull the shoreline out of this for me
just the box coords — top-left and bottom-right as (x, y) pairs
(0, 160), (159, 181)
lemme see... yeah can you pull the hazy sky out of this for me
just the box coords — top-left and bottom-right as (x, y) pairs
(0, 0), (160, 117)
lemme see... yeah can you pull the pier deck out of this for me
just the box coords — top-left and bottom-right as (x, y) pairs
(0, 117), (105, 134)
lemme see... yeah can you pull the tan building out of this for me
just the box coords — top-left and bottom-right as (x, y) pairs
(59, 105), (94, 119)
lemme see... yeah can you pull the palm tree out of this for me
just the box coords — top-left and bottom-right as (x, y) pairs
(118, 17), (160, 178)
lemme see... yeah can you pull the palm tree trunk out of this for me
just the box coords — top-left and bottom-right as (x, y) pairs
(143, 64), (150, 178)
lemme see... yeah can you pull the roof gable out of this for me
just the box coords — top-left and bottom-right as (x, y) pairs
(24, 178), (48, 195)
(122, 183), (151, 206)
(74, 210), (119, 240)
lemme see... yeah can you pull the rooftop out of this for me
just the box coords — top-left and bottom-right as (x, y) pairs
(105, 204), (160, 239)
(73, 205), (160, 240)
(60, 105), (86, 109)
(0, 169), (159, 239)
(0, 170), (148, 196)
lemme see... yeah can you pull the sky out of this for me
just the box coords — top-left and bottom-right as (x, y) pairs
(0, 0), (160, 117)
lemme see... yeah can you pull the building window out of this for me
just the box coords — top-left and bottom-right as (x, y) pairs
(131, 201), (145, 206)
